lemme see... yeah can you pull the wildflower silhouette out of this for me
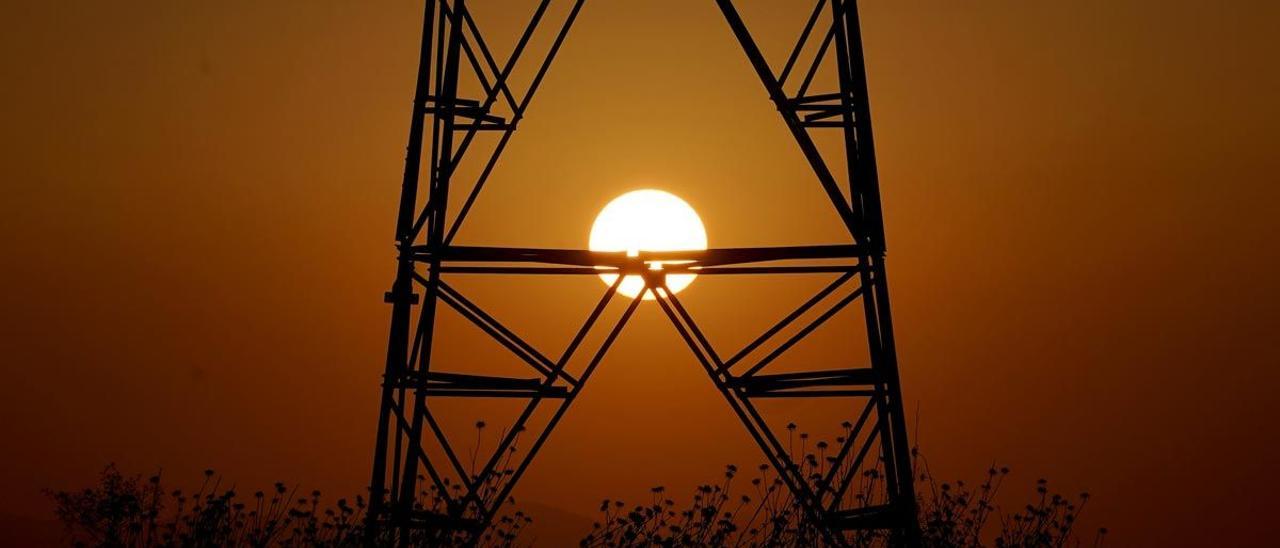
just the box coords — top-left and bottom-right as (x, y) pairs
(46, 421), (530, 547)
(578, 423), (1106, 548)
(48, 421), (1105, 547)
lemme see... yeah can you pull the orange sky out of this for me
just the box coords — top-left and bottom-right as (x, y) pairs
(1, 1), (1278, 546)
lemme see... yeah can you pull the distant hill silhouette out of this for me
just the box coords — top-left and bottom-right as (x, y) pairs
(517, 500), (595, 546)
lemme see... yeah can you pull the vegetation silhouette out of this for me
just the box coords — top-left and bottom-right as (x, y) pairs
(578, 422), (1105, 548)
(579, 459), (1104, 547)
(45, 465), (529, 547)
(48, 422), (1104, 547)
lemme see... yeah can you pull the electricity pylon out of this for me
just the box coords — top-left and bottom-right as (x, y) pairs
(366, 1), (920, 545)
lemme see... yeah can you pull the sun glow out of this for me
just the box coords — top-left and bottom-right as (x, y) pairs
(588, 189), (708, 300)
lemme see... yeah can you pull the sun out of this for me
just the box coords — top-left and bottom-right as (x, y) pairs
(588, 189), (708, 300)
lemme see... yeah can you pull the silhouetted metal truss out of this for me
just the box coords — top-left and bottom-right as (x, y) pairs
(367, 1), (920, 546)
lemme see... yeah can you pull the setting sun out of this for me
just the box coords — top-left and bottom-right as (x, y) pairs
(588, 189), (708, 299)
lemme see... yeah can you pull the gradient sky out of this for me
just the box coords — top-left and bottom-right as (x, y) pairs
(1, 1), (1278, 546)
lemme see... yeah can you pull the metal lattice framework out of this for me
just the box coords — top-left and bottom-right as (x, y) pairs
(367, 1), (920, 545)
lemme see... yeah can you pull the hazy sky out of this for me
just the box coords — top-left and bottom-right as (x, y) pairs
(1, 1), (1277, 545)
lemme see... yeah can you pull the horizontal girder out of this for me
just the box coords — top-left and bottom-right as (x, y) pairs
(409, 243), (864, 270)
(823, 503), (909, 531)
(387, 371), (570, 398)
(730, 368), (880, 397)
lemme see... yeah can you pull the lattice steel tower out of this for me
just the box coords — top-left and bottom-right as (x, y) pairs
(367, 1), (920, 545)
